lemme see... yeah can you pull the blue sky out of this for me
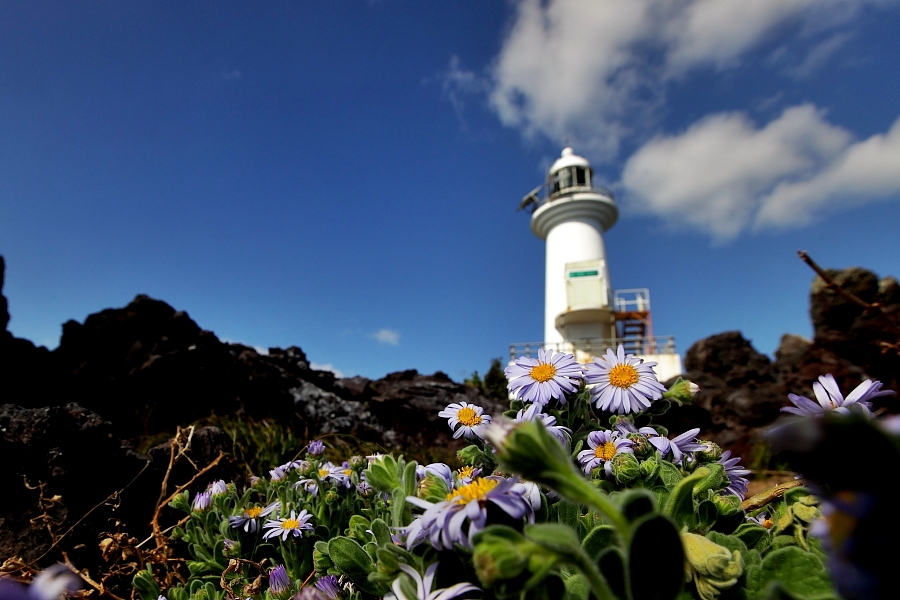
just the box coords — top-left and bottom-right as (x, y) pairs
(2, 1), (899, 381)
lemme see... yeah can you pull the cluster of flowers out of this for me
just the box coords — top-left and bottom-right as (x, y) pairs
(159, 342), (895, 600)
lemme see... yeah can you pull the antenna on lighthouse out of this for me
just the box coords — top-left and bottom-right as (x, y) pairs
(517, 186), (542, 212)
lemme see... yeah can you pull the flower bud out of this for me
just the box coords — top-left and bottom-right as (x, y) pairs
(664, 378), (700, 404)
(169, 490), (191, 513)
(626, 433), (654, 458)
(324, 490), (339, 505)
(682, 532), (743, 600)
(473, 536), (531, 586)
(295, 460), (315, 477)
(640, 455), (660, 479)
(611, 452), (640, 484)
(223, 538), (240, 556)
(698, 442), (723, 462)
(348, 455), (366, 469)
(356, 481), (374, 498)
(416, 474), (450, 503)
(713, 494), (742, 518)
(307, 440), (325, 456)
(267, 565), (293, 600)
(191, 491), (212, 512)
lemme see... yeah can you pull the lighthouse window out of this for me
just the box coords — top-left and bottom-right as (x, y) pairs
(558, 168), (572, 190)
(575, 167), (587, 186)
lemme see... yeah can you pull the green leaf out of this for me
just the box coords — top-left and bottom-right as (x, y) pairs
(664, 467), (712, 528)
(327, 536), (374, 576)
(564, 573), (591, 600)
(733, 523), (770, 550)
(628, 514), (685, 600)
(370, 518), (393, 547)
(327, 537), (386, 596)
(524, 523), (584, 557)
(556, 500), (583, 531)
(658, 461), (684, 489)
(132, 566), (161, 600)
(582, 525), (616, 560)
(745, 546), (837, 600)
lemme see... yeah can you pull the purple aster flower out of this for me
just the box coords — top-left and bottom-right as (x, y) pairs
(228, 501), (280, 533)
(505, 348), (583, 407)
(648, 428), (706, 463)
(385, 563), (479, 600)
(437, 402), (492, 440)
(782, 374), (894, 417)
(356, 481), (374, 498)
(313, 575), (341, 599)
(314, 461), (351, 487)
(268, 565), (292, 598)
(207, 479), (228, 496)
(308, 440), (326, 456)
(416, 463), (454, 487)
(269, 466), (289, 482)
(577, 430), (634, 477)
(718, 451), (750, 500)
(401, 476), (534, 550)
(0, 564), (82, 600)
(263, 509), (315, 541)
(191, 490), (212, 512)
(294, 478), (319, 497)
(514, 408), (572, 446)
(584, 346), (667, 414)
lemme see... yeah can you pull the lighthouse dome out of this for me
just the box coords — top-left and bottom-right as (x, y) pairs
(547, 147), (593, 199)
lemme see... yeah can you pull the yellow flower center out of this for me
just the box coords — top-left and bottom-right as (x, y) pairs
(608, 364), (639, 388)
(594, 441), (617, 461)
(458, 466), (476, 479)
(457, 407), (483, 427)
(318, 468), (329, 477)
(761, 518), (773, 529)
(342, 469), (352, 475)
(446, 478), (499, 504)
(244, 507), (263, 518)
(530, 363), (557, 383)
(281, 518), (299, 530)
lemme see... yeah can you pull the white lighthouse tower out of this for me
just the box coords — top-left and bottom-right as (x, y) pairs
(512, 147), (683, 381)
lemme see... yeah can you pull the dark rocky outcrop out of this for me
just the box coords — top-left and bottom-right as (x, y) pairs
(663, 266), (900, 457)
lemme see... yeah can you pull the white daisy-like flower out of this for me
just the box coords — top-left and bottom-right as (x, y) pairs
(262, 509), (314, 541)
(437, 402), (491, 440)
(504, 348), (583, 407)
(584, 345), (667, 414)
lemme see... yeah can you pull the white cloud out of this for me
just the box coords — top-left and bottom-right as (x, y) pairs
(372, 328), (400, 346)
(620, 104), (900, 240)
(755, 116), (900, 228)
(475, 0), (893, 157)
(310, 362), (346, 378)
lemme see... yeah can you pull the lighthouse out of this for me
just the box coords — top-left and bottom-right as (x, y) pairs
(512, 147), (683, 381)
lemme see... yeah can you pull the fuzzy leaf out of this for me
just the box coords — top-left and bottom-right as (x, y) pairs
(327, 536), (374, 576)
(745, 546), (837, 600)
(658, 461), (684, 489)
(582, 525), (616, 560)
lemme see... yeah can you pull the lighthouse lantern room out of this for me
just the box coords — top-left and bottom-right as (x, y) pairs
(511, 147), (683, 382)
